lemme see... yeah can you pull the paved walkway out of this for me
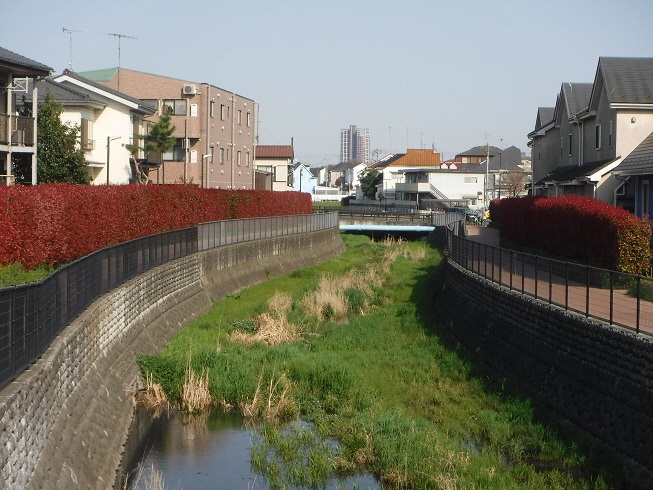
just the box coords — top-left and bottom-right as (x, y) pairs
(457, 224), (652, 335)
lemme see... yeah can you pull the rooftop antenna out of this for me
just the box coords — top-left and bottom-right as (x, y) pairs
(106, 32), (137, 89)
(62, 28), (81, 70)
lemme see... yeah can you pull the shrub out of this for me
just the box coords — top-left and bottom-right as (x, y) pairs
(497, 195), (651, 274)
(0, 184), (312, 269)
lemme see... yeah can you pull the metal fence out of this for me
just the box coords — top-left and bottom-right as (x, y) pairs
(0, 213), (338, 390)
(447, 229), (653, 336)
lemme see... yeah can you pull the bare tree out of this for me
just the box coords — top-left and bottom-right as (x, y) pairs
(499, 171), (529, 197)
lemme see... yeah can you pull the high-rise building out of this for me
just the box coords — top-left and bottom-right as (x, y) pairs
(340, 125), (370, 164)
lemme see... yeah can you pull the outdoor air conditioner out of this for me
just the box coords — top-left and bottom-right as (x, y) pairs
(182, 84), (197, 95)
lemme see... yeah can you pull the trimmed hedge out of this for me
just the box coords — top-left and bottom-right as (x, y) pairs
(493, 195), (651, 275)
(0, 184), (312, 269)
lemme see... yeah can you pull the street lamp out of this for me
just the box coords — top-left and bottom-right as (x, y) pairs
(106, 136), (122, 185)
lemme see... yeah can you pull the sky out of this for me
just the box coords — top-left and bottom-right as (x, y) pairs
(2, 0), (652, 165)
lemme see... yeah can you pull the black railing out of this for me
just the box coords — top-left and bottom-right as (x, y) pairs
(446, 229), (653, 336)
(0, 213), (338, 390)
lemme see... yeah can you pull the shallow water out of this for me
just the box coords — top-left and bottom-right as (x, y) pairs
(123, 408), (380, 490)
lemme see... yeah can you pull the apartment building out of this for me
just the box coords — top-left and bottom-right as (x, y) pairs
(81, 68), (256, 189)
(340, 125), (370, 164)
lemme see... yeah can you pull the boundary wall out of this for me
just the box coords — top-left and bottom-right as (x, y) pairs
(0, 227), (344, 489)
(435, 257), (653, 486)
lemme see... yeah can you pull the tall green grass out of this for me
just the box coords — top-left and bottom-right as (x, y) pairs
(0, 263), (54, 288)
(138, 234), (623, 489)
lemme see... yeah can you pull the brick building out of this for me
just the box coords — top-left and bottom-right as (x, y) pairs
(80, 68), (256, 189)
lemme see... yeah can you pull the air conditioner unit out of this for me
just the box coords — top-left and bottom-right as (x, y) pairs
(182, 84), (197, 95)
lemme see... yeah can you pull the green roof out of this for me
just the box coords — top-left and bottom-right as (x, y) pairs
(78, 67), (118, 82)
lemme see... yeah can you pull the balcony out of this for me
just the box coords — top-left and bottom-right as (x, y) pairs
(395, 182), (432, 194)
(82, 139), (95, 151)
(0, 114), (35, 146)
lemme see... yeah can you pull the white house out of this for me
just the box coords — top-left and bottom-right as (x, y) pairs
(291, 161), (317, 194)
(51, 70), (156, 185)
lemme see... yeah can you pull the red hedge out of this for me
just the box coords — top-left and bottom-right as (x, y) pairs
(494, 195), (651, 275)
(0, 184), (312, 269)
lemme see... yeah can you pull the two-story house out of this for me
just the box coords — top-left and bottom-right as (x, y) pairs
(254, 144), (294, 191)
(528, 57), (653, 210)
(0, 47), (52, 185)
(38, 71), (156, 185)
(80, 68), (257, 189)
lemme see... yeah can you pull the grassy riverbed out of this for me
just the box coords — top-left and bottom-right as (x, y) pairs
(138, 234), (623, 489)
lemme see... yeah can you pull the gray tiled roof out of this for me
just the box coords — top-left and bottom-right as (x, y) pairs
(535, 107), (555, 130)
(23, 78), (104, 106)
(456, 145), (502, 157)
(562, 82), (593, 117)
(598, 57), (653, 104)
(542, 159), (614, 183)
(614, 131), (653, 175)
(57, 69), (156, 114)
(0, 47), (52, 75)
(487, 146), (524, 172)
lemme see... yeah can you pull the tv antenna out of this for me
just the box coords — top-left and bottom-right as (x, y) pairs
(62, 28), (81, 70)
(106, 32), (137, 89)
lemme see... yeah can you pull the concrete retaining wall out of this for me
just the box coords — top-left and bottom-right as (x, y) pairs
(435, 258), (653, 486)
(0, 228), (344, 489)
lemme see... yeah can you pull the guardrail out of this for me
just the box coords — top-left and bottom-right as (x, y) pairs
(446, 229), (653, 335)
(0, 213), (338, 390)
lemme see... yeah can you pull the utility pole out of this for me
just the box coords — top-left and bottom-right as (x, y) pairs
(62, 28), (81, 70)
(106, 32), (137, 89)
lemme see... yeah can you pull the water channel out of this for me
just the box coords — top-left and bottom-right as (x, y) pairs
(121, 408), (380, 489)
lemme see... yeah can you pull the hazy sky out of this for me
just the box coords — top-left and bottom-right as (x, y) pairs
(2, 0), (652, 165)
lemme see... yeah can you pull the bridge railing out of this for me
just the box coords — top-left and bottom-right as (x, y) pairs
(0, 213), (338, 390)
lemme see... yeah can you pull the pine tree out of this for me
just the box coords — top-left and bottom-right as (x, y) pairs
(126, 113), (176, 184)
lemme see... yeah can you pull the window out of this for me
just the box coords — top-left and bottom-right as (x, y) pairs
(560, 136), (563, 156)
(81, 118), (94, 151)
(163, 145), (185, 161)
(210, 101), (215, 118)
(246, 151), (250, 167)
(219, 148), (225, 164)
(162, 99), (187, 116)
(237, 110), (242, 125)
(568, 134), (573, 156)
(643, 180), (650, 217)
(464, 177), (477, 184)
(237, 151), (242, 166)
(210, 146), (215, 163)
(595, 124), (602, 150)
(220, 104), (226, 120)
(247, 111), (251, 127)
(609, 120), (613, 148)
(142, 99), (158, 113)
(227, 148), (230, 162)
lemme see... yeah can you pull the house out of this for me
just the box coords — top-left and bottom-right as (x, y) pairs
(486, 146), (530, 198)
(34, 72), (155, 185)
(0, 47), (52, 185)
(450, 145), (502, 164)
(612, 131), (653, 217)
(80, 67), (256, 189)
(528, 57), (653, 208)
(254, 144), (294, 191)
(291, 161), (318, 194)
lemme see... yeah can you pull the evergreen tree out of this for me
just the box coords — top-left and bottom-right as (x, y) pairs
(126, 113), (176, 183)
(34, 92), (90, 184)
(358, 167), (380, 200)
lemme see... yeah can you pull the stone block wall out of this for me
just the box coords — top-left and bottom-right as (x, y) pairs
(436, 258), (653, 485)
(0, 228), (344, 489)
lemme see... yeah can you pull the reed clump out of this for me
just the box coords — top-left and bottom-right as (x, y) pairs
(181, 362), (212, 414)
(240, 370), (297, 423)
(230, 293), (301, 346)
(136, 372), (169, 415)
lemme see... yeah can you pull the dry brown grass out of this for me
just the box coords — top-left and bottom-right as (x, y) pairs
(135, 372), (170, 415)
(240, 370), (296, 422)
(181, 362), (213, 413)
(229, 292), (300, 346)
